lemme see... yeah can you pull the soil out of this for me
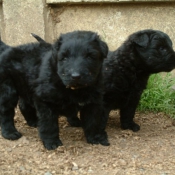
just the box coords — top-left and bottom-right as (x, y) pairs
(0, 109), (175, 175)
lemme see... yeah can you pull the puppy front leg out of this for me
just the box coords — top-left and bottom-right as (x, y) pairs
(34, 100), (63, 150)
(80, 104), (109, 146)
(120, 93), (141, 132)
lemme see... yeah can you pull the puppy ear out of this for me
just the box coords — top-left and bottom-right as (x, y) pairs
(99, 40), (108, 58)
(52, 35), (63, 59)
(133, 33), (149, 48)
(91, 34), (108, 58)
(53, 35), (63, 50)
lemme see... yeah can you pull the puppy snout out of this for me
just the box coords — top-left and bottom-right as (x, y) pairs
(71, 72), (81, 80)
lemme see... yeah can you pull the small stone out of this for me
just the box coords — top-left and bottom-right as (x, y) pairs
(140, 168), (145, 171)
(72, 162), (78, 170)
(112, 164), (117, 167)
(20, 166), (25, 171)
(134, 136), (140, 140)
(88, 167), (93, 173)
(44, 172), (52, 175)
(118, 159), (127, 166)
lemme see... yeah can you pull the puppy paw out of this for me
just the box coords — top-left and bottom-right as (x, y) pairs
(2, 131), (22, 140)
(86, 132), (110, 146)
(43, 138), (63, 150)
(67, 117), (81, 127)
(98, 138), (110, 146)
(121, 122), (140, 132)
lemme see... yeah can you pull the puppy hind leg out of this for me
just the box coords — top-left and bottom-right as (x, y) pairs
(63, 105), (81, 127)
(67, 115), (81, 127)
(18, 98), (38, 127)
(0, 80), (21, 140)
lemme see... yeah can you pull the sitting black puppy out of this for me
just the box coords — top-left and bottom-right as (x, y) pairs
(103, 29), (175, 132)
(0, 31), (109, 150)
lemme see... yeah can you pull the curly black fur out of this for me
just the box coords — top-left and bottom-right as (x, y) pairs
(0, 31), (109, 150)
(103, 29), (175, 132)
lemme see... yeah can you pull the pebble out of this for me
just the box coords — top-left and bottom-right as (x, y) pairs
(88, 167), (93, 173)
(20, 166), (25, 171)
(44, 172), (52, 175)
(118, 159), (127, 166)
(72, 162), (78, 170)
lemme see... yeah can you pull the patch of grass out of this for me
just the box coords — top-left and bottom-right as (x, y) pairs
(137, 73), (175, 118)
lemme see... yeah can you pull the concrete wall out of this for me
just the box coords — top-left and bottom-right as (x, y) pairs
(0, 0), (175, 52)
(0, 0), (46, 45)
(49, 3), (175, 50)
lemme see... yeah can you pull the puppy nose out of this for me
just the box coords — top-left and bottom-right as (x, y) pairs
(71, 72), (81, 80)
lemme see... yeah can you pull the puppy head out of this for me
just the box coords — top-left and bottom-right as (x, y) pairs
(130, 29), (175, 73)
(52, 31), (108, 89)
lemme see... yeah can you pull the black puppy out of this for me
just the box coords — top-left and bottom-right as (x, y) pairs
(21, 33), (80, 127)
(103, 29), (175, 132)
(0, 31), (109, 150)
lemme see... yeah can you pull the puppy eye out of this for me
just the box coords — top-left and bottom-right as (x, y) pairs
(61, 52), (69, 60)
(159, 47), (167, 52)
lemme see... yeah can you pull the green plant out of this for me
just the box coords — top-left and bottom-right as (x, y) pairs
(137, 73), (175, 118)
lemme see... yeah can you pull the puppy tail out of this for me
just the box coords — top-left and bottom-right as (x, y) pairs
(30, 33), (46, 43)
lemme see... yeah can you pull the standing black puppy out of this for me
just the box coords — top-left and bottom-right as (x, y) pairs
(103, 29), (175, 132)
(0, 31), (109, 150)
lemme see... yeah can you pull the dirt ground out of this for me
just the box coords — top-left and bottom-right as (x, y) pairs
(0, 109), (175, 175)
